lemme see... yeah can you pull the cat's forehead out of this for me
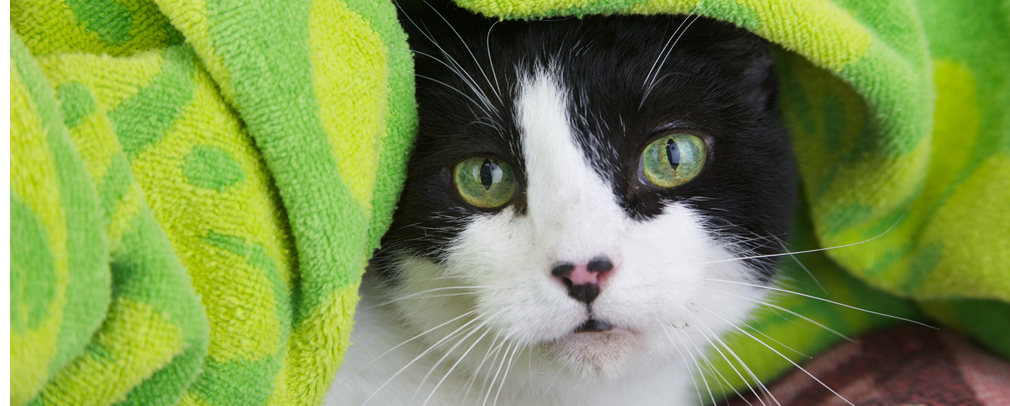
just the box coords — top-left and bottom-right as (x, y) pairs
(387, 13), (794, 275)
(411, 14), (775, 163)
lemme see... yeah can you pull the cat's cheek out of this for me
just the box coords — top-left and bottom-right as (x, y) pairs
(592, 204), (767, 346)
(444, 213), (589, 342)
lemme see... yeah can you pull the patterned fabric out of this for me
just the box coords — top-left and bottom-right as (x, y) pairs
(720, 326), (1010, 406)
(10, 0), (1010, 404)
(9, 0), (415, 404)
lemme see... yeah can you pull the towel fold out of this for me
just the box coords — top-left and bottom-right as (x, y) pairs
(10, 0), (1008, 404)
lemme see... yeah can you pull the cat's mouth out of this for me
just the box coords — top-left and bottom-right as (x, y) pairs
(574, 317), (614, 333)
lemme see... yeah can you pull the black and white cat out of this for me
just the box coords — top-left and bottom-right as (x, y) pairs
(330, 4), (796, 405)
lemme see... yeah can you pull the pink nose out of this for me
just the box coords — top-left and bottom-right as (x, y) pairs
(551, 258), (614, 304)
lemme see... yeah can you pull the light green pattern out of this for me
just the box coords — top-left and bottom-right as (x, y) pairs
(11, 0), (414, 403)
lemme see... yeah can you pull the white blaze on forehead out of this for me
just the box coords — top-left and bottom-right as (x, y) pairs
(515, 69), (625, 262)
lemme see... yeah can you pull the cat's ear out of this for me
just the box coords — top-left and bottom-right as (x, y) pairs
(741, 47), (779, 114)
(718, 33), (778, 113)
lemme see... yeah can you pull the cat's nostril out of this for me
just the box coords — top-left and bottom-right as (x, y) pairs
(550, 258), (614, 304)
(550, 263), (576, 278)
(568, 283), (600, 304)
(587, 257), (613, 273)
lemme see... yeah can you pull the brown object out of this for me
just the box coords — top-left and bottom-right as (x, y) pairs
(721, 326), (1010, 406)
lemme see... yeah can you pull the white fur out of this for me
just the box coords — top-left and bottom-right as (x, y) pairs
(328, 70), (766, 406)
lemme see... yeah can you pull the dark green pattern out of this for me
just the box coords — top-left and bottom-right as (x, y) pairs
(65, 0), (133, 44)
(57, 82), (96, 128)
(109, 47), (196, 159)
(202, 231), (293, 340)
(10, 195), (57, 332)
(189, 357), (283, 406)
(183, 146), (245, 192)
(97, 155), (134, 222)
(206, 0), (368, 318)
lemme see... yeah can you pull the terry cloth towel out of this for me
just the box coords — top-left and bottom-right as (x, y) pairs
(447, 0), (1010, 401)
(9, 0), (1010, 405)
(10, 0), (415, 404)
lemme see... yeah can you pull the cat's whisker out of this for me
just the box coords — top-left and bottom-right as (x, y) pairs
(687, 313), (780, 406)
(415, 311), (503, 405)
(778, 241), (828, 294)
(701, 278), (936, 329)
(361, 311), (486, 405)
(414, 73), (496, 120)
(378, 285), (492, 306)
(396, 4), (500, 119)
(671, 326), (746, 406)
(676, 324), (761, 406)
(408, 322), (484, 405)
(666, 328), (712, 406)
(540, 357), (567, 397)
(482, 340), (516, 406)
(747, 322), (813, 359)
(698, 207), (912, 267)
(410, 45), (497, 120)
(702, 308), (855, 406)
(492, 341), (524, 406)
(486, 20), (503, 100)
(372, 292), (479, 308)
(672, 326), (719, 405)
(681, 324), (760, 406)
(463, 333), (506, 405)
(422, 0), (504, 104)
(641, 4), (701, 107)
(467, 117), (507, 133)
(357, 310), (477, 373)
(641, 3), (715, 109)
(423, 327), (493, 406)
(702, 286), (856, 345)
(394, 275), (474, 282)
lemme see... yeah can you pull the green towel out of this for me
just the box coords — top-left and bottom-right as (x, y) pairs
(10, 0), (1009, 405)
(447, 0), (1010, 401)
(10, 0), (415, 404)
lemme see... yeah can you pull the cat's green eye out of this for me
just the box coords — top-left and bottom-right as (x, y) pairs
(453, 157), (517, 208)
(640, 133), (707, 188)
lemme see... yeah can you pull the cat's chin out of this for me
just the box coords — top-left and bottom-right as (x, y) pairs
(544, 327), (640, 380)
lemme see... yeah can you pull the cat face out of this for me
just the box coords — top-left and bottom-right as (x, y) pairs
(373, 12), (796, 394)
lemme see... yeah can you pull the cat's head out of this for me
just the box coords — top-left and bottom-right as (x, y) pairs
(373, 11), (795, 391)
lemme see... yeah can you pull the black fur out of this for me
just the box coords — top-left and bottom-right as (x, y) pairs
(376, 3), (796, 282)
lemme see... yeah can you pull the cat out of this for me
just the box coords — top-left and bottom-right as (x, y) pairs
(328, 4), (796, 405)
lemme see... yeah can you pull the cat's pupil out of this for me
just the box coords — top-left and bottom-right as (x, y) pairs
(666, 138), (680, 170)
(480, 158), (494, 190)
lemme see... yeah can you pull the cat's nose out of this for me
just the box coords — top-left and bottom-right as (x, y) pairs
(550, 257), (614, 304)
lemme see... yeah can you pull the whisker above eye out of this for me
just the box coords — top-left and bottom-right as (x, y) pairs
(422, 0), (504, 104)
